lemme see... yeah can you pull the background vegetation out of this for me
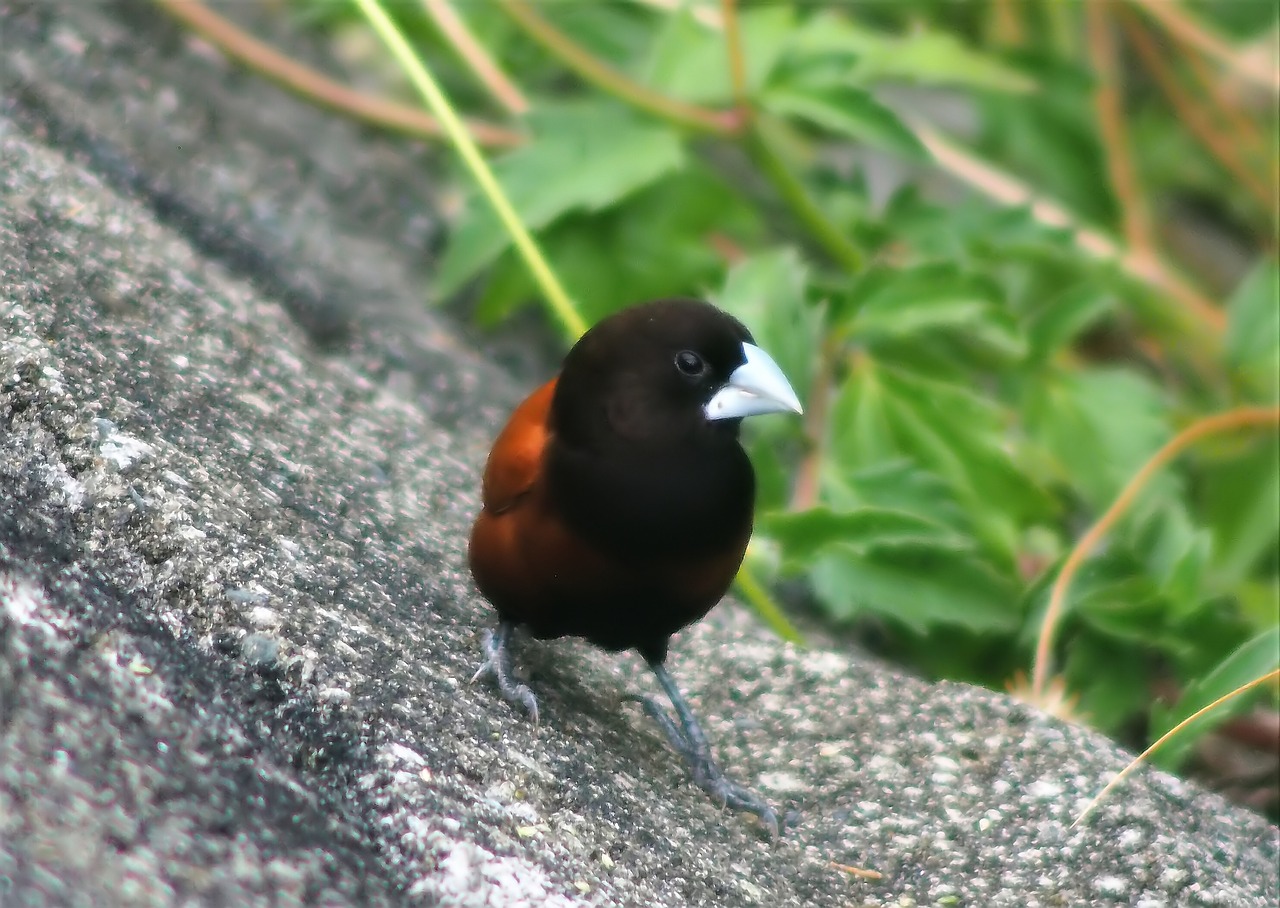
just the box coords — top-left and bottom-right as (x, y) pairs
(168, 0), (1279, 813)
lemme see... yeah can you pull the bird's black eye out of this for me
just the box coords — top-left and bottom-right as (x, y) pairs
(674, 350), (705, 377)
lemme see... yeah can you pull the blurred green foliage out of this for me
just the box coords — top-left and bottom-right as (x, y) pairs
(312, 0), (1279, 768)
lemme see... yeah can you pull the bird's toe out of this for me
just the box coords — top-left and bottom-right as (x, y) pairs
(713, 779), (780, 841)
(512, 681), (540, 726)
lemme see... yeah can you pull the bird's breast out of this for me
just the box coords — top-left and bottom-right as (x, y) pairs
(544, 437), (755, 561)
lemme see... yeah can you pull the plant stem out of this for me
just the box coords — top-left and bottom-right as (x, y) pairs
(499, 0), (741, 136)
(354, 0), (586, 340)
(720, 0), (750, 117)
(631, 0), (724, 29)
(988, 0), (1025, 46)
(1046, 0), (1078, 57)
(790, 332), (838, 511)
(751, 117), (864, 274)
(1122, 8), (1275, 212)
(1179, 27), (1269, 163)
(1072, 668), (1280, 827)
(1087, 1), (1154, 259)
(1128, 0), (1279, 96)
(736, 556), (805, 646)
(152, 0), (522, 147)
(420, 0), (529, 116)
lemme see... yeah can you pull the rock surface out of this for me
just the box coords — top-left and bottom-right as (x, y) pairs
(2, 2), (1277, 906)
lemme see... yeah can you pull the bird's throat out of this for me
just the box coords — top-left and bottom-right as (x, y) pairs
(544, 436), (754, 561)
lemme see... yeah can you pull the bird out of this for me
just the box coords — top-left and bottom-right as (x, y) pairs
(468, 298), (803, 837)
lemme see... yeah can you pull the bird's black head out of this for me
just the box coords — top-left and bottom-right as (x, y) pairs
(552, 299), (802, 451)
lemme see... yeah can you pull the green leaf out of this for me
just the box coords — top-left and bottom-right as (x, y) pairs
(879, 367), (1048, 523)
(474, 220), (617, 328)
(822, 459), (970, 535)
(1025, 284), (1115, 361)
(1238, 580), (1280, 631)
(762, 84), (929, 161)
(642, 5), (793, 105)
(883, 190), (1081, 270)
(839, 264), (1026, 360)
(828, 358), (899, 469)
(1064, 632), (1157, 733)
(1149, 626), (1280, 770)
(1225, 260), (1280, 398)
(1075, 576), (1179, 648)
(829, 361), (1051, 562)
(810, 541), (1020, 635)
(759, 505), (966, 569)
(712, 248), (818, 403)
(789, 12), (1037, 93)
(1025, 367), (1172, 511)
(472, 250), (540, 327)
(437, 102), (684, 295)
(1130, 497), (1202, 594)
(613, 162), (762, 291)
(1162, 527), (1214, 610)
(474, 160), (763, 327)
(978, 58), (1113, 225)
(745, 429), (793, 514)
(1201, 437), (1280, 592)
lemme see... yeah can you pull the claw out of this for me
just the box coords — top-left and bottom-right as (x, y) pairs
(470, 629), (496, 685)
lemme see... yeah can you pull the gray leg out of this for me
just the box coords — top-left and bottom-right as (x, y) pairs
(638, 661), (779, 839)
(471, 621), (539, 725)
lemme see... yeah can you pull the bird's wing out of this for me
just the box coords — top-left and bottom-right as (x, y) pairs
(481, 378), (557, 514)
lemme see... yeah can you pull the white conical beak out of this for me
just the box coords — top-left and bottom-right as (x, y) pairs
(704, 342), (804, 421)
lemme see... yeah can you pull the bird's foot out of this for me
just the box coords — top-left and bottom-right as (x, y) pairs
(632, 693), (779, 840)
(687, 749), (780, 840)
(471, 623), (539, 725)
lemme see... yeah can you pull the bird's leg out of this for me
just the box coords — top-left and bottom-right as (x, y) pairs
(641, 661), (779, 838)
(471, 621), (539, 725)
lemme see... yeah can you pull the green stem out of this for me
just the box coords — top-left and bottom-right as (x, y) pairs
(500, 0), (741, 137)
(354, 0), (587, 339)
(735, 557), (806, 646)
(720, 0), (751, 116)
(751, 116), (864, 273)
(1046, 0), (1077, 57)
